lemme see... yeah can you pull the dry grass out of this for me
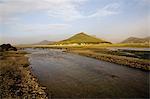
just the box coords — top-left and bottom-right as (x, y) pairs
(67, 49), (150, 71)
(16, 44), (150, 71)
(0, 51), (47, 98)
(16, 43), (150, 48)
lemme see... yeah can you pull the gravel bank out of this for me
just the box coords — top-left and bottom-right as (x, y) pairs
(67, 50), (150, 71)
(0, 51), (48, 98)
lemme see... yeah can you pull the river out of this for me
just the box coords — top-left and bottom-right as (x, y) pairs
(26, 48), (149, 98)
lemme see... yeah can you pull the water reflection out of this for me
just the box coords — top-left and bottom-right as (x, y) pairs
(26, 49), (149, 98)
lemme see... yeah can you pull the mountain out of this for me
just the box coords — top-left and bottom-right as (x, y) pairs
(121, 37), (150, 43)
(55, 32), (111, 44)
(34, 40), (54, 45)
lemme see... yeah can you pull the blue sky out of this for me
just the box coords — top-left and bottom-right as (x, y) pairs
(0, 0), (149, 44)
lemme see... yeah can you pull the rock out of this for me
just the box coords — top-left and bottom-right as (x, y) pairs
(15, 90), (23, 96)
(41, 87), (47, 90)
(0, 44), (17, 52)
(38, 91), (45, 95)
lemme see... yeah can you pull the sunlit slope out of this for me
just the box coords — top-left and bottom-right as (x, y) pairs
(34, 40), (54, 45)
(121, 37), (150, 43)
(55, 32), (111, 44)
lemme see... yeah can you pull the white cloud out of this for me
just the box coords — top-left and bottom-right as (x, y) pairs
(47, 1), (120, 20)
(0, 0), (120, 22)
(0, 0), (120, 42)
(0, 0), (87, 23)
(0, 0), (87, 17)
(47, 2), (83, 21)
(88, 3), (120, 18)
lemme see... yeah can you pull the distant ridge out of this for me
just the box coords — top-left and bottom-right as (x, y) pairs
(121, 37), (150, 43)
(34, 40), (54, 45)
(55, 32), (111, 44)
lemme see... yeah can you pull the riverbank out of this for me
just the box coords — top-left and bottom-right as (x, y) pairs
(31, 44), (149, 71)
(16, 43), (150, 48)
(17, 43), (150, 71)
(25, 49), (149, 98)
(66, 49), (150, 71)
(0, 51), (48, 98)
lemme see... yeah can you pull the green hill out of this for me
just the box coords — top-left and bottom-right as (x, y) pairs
(55, 32), (111, 45)
(121, 37), (150, 43)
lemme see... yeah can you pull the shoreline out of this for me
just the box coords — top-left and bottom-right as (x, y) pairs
(66, 50), (150, 71)
(20, 48), (149, 98)
(0, 51), (48, 98)
(18, 47), (150, 71)
(16, 43), (150, 49)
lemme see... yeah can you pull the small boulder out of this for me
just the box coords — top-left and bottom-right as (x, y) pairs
(0, 44), (17, 51)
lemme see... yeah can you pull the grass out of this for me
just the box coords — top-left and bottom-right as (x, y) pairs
(62, 46), (150, 70)
(0, 51), (47, 98)
(67, 49), (150, 71)
(53, 33), (111, 44)
(16, 43), (150, 71)
(0, 51), (28, 98)
(88, 49), (150, 60)
(16, 43), (150, 48)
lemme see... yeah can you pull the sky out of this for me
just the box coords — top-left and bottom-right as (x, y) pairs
(0, 0), (149, 44)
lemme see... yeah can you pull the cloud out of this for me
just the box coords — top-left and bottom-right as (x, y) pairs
(0, 0), (87, 24)
(88, 3), (120, 18)
(46, 1), (120, 21)
(47, 2), (120, 21)
(1, 22), (71, 44)
(47, 0), (84, 21)
(0, 0), (120, 22)
(20, 23), (71, 32)
(0, 0), (87, 18)
(2, 23), (71, 34)
(134, 0), (150, 3)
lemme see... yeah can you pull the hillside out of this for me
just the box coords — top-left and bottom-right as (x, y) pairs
(121, 37), (150, 43)
(34, 40), (54, 45)
(55, 32), (111, 45)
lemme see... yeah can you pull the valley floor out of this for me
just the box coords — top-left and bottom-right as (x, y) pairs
(18, 44), (150, 71)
